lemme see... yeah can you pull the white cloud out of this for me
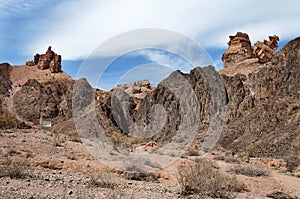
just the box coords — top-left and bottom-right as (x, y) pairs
(117, 63), (173, 86)
(0, 0), (48, 17)
(3, 0), (300, 60)
(136, 49), (200, 73)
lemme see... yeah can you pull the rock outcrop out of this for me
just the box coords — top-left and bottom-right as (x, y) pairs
(93, 36), (299, 162)
(0, 63), (12, 113)
(222, 32), (255, 68)
(222, 32), (279, 67)
(13, 78), (74, 125)
(27, 46), (62, 73)
(253, 35), (279, 63)
(115, 80), (155, 111)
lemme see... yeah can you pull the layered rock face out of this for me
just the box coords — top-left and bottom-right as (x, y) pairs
(222, 32), (279, 67)
(253, 35), (279, 63)
(27, 46), (62, 73)
(222, 32), (254, 68)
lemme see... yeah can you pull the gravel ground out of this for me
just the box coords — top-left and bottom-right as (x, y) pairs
(0, 170), (181, 199)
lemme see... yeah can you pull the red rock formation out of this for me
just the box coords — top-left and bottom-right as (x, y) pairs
(253, 35), (279, 63)
(222, 32), (255, 68)
(222, 32), (280, 67)
(30, 46), (62, 73)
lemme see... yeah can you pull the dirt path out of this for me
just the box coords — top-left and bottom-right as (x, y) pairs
(271, 171), (300, 196)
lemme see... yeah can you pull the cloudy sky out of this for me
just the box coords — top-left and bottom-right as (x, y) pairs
(0, 0), (299, 90)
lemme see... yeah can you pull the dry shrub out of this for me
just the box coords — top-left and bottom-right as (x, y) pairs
(228, 164), (270, 177)
(284, 144), (300, 172)
(50, 120), (82, 143)
(224, 156), (241, 164)
(213, 155), (225, 161)
(87, 173), (116, 189)
(124, 164), (158, 182)
(0, 109), (18, 129)
(213, 155), (241, 164)
(177, 160), (245, 198)
(0, 159), (28, 179)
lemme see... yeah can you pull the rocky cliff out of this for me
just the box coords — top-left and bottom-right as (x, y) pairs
(219, 37), (300, 166)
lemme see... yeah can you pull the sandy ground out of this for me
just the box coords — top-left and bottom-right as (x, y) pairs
(10, 65), (72, 85)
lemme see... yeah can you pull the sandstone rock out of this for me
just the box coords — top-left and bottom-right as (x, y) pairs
(49, 60), (61, 73)
(253, 35), (279, 63)
(31, 46), (62, 73)
(115, 80), (155, 111)
(37, 59), (49, 70)
(222, 32), (254, 68)
(222, 32), (279, 67)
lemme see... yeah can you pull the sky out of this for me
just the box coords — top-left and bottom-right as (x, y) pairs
(0, 0), (299, 91)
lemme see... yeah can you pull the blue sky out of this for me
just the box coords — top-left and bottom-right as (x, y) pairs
(0, 0), (299, 91)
